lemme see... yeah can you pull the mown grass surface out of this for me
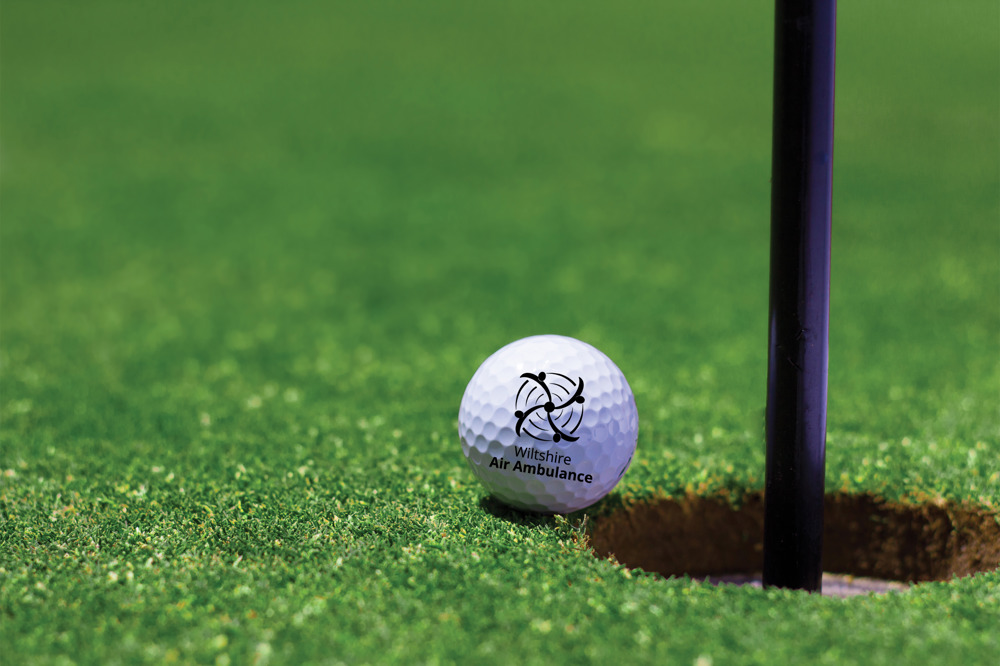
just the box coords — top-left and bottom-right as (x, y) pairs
(2, 1), (998, 664)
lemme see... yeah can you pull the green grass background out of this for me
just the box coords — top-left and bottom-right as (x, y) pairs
(2, 1), (998, 663)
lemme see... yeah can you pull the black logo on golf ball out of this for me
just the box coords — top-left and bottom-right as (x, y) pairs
(514, 372), (585, 442)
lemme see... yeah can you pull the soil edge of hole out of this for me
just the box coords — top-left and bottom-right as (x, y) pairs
(588, 492), (1000, 585)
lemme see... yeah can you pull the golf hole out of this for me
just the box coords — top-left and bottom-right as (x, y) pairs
(588, 492), (1000, 597)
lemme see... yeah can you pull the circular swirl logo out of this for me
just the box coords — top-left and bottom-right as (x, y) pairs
(514, 372), (586, 442)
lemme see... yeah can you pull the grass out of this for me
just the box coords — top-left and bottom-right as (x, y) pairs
(2, 1), (998, 663)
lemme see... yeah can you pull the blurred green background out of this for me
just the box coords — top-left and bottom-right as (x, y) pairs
(3, 0), (996, 484)
(2, 1), (998, 663)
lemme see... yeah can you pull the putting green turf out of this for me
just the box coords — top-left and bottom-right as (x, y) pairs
(2, 1), (998, 663)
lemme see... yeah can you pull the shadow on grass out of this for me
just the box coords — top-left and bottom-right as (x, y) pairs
(478, 496), (559, 526)
(478, 491), (626, 526)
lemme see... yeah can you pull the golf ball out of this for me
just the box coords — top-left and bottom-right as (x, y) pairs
(458, 335), (638, 514)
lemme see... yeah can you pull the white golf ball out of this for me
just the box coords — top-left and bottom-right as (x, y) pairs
(458, 335), (638, 514)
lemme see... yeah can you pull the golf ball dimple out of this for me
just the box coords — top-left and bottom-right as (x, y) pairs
(458, 335), (639, 514)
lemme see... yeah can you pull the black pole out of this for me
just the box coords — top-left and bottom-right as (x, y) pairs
(763, 0), (837, 592)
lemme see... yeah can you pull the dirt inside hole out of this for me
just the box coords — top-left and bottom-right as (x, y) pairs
(588, 492), (1000, 585)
